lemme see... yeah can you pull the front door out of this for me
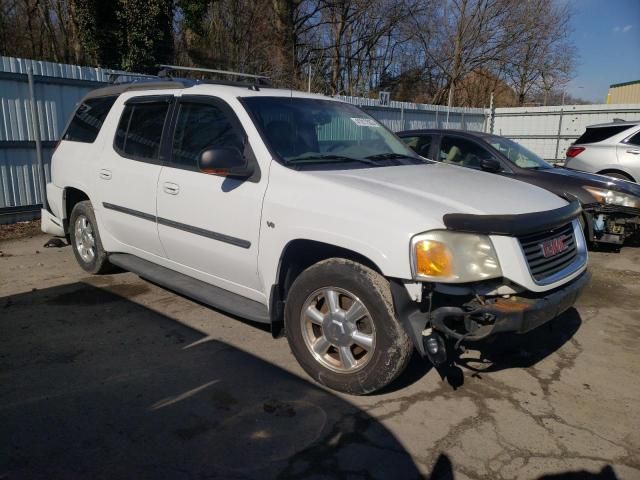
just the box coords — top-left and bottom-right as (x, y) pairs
(156, 95), (266, 299)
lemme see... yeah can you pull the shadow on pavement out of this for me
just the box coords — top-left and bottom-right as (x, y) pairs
(427, 454), (621, 480)
(539, 464), (620, 479)
(2, 281), (609, 480)
(0, 282), (421, 479)
(434, 307), (582, 390)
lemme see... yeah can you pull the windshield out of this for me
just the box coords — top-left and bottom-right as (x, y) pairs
(488, 136), (552, 170)
(242, 97), (422, 168)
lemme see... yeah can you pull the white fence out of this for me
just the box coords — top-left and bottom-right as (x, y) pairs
(337, 96), (488, 132)
(492, 104), (640, 161)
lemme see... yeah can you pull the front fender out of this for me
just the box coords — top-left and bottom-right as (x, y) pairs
(258, 226), (404, 298)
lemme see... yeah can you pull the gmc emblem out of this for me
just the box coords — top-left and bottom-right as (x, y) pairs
(541, 235), (567, 258)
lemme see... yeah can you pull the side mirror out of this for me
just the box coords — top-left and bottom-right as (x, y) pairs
(197, 147), (253, 178)
(480, 158), (502, 173)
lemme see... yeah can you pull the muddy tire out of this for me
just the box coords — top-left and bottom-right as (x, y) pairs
(284, 258), (413, 395)
(69, 201), (112, 274)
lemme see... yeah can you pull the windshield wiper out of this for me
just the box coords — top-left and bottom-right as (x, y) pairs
(284, 154), (378, 166)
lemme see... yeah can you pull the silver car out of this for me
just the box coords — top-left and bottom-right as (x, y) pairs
(565, 120), (640, 182)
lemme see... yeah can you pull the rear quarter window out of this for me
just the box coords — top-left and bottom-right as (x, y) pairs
(626, 131), (640, 146)
(63, 96), (118, 143)
(575, 125), (634, 144)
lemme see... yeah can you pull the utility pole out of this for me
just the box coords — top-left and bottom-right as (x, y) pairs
(487, 91), (494, 133)
(27, 67), (47, 211)
(308, 63), (312, 93)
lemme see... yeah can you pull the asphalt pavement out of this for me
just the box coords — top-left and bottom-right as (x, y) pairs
(1, 232), (639, 479)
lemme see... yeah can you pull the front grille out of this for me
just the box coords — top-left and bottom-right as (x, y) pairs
(518, 223), (579, 282)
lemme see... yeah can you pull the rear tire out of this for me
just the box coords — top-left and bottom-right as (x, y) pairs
(69, 201), (112, 274)
(284, 258), (413, 395)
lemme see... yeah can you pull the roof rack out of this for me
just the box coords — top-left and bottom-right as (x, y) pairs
(104, 65), (271, 92)
(157, 64), (271, 90)
(108, 72), (162, 84)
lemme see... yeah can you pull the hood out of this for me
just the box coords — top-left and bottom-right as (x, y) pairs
(313, 162), (567, 217)
(544, 167), (640, 198)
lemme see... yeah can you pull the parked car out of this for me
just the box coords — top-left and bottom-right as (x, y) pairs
(397, 129), (640, 246)
(41, 72), (590, 394)
(564, 120), (640, 183)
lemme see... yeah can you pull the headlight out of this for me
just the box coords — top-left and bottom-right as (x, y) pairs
(410, 231), (502, 282)
(583, 186), (640, 209)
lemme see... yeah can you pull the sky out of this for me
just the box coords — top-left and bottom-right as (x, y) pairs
(566, 0), (640, 103)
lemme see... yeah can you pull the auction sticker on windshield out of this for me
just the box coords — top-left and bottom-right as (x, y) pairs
(351, 117), (380, 127)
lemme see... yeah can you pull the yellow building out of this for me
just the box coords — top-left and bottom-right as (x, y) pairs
(606, 80), (640, 104)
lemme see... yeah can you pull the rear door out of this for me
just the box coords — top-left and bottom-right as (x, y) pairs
(156, 95), (266, 298)
(97, 95), (172, 257)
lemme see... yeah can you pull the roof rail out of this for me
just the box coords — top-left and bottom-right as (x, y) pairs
(157, 64), (271, 89)
(108, 72), (161, 84)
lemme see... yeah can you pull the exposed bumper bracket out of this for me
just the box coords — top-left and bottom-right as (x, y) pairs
(430, 271), (591, 342)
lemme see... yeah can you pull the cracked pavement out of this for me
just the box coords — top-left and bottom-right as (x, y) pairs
(1, 232), (639, 479)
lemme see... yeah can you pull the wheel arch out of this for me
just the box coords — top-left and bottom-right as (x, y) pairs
(63, 186), (91, 231)
(268, 239), (384, 334)
(597, 168), (636, 182)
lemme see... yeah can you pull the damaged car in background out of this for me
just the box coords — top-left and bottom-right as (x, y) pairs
(398, 129), (640, 247)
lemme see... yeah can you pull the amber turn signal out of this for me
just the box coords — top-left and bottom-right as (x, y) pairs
(414, 240), (453, 277)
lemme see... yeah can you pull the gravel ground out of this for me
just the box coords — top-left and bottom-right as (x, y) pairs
(1, 231), (639, 480)
(0, 220), (42, 242)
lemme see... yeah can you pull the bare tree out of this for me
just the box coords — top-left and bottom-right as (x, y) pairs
(503, 0), (575, 105)
(0, 0), (580, 106)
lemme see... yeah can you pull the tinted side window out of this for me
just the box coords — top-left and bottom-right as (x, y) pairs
(401, 135), (433, 158)
(172, 102), (244, 168)
(438, 136), (493, 169)
(575, 125), (633, 144)
(63, 96), (117, 143)
(626, 131), (640, 146)
(114, 105), (132, 152)
(115, 102), (169, 160)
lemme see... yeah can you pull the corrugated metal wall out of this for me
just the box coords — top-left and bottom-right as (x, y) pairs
(0, 56), (112, 208)
(492, 104), (640, 161)
(337, 96), (487, 132)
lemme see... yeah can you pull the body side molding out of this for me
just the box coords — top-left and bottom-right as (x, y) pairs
(102, 202), (251, 248)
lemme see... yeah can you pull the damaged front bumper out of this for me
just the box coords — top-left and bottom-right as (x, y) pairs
(429, 271), (591, 342)
(391, 271), (591, 357)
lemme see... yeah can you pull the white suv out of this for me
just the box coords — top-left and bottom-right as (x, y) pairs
(41, 75), (590, 394)
(566, 120), (640, 183)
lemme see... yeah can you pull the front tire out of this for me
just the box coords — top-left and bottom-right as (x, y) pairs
(284, 259), (413, 395)
(69, 201), (112, 274)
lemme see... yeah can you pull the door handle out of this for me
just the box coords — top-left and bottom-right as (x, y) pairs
(627, 149), (640, 155)
(163, 182), (180, 195)
(99, 169), (112, 180)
